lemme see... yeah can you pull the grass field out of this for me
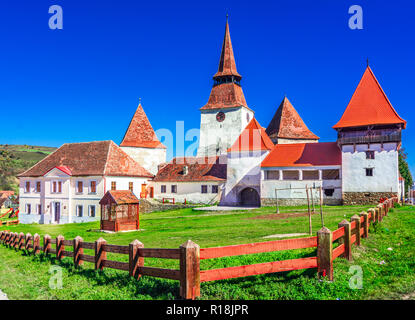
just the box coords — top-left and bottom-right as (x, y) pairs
(0, 204), (414, 300)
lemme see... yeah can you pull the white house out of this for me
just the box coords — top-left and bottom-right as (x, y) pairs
(151, 156), (227, 204)
(18, 140), (153, 224)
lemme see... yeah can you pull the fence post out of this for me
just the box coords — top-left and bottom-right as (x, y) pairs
(73, 236), (84, 268)
(18, 232), (25, 250)
(378, 205), (383, 222)
(13, 232), (19, 249)
(360, 212), (369, 238)
(43, 234), (51, 255)
(56, 235), (64, 260)
(129, 240), (144, 279)
(317, 227), (333, 280)
(33, 233), (40, 255)
(25, 233), (32, 251)
(179, 240), (200, 300)
(95, 238), (107, 270)
(367, 208), (375, 224)
(351, 215), (361, 246)
(338, 220), (352, 261)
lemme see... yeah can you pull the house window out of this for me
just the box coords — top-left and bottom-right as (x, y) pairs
(171, 185), (177, 193)
(265, 170), (279, 180)
(129, 182), (134, 192)
(302, 170), (319, 180)
(90, 181), (97, 194)
(283, 170), (300, 180)
(26, 204), (31, 214)
(366, 151), (375, 159)
(89, 205), (96, 217)
(58, 181), (62, 193)
(111, 181), (116, 191)
(212, 185), (219, 193)
(76, 205), (83, 217)
(52, 181), (57, 193)
(201, 185), (208, 194)
(77, 181), (83, 193)
(37, 204), (42, 215)
(322, 169), (340, 180)
(366, 168), (374, 176)
(25, 181), (30, 193)
(161, 185), (166, 193)
(36, 181), (41, 193)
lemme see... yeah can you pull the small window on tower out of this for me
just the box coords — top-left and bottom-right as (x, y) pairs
(366, 151), (375, 159)
(111, 181), (116, 190)
(247, 113), (250, 122)
(366, 168), (373, 176)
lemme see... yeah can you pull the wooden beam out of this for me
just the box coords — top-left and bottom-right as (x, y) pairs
(317, 227), (333, 280)
(179, 240), (200, 300)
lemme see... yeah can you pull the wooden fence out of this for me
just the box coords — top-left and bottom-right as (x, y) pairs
(0, 197), (398, 299)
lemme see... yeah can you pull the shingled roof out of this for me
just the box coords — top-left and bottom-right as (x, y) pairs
(201, 19), (250, 111)
(120, 103), (166, 149)
(228, 118), (274, 152)
(261, 142), (341, 168)
(153, 157), (226, 182)
(18, 141), (153, 178)
(99, 190), (140, 205)
(266, 97), (319, 141)
(333, 66), (406, 129)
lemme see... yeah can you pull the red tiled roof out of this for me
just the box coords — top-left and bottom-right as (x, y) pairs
(261, 142), (341, 167)
(153, 157), (226, 182)
(213, 19), (241, 79)
(18, 141), (153, 178)
(120, 103), (166, 149)
(201, 83), (249, 111)
(99, 190), (139, 205)
(228, 118), (274, 153)
(266, 97), (319, 141)
(333, 66), (406, 129)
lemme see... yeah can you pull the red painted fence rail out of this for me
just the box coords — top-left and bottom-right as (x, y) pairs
(0, 197), (398, 299)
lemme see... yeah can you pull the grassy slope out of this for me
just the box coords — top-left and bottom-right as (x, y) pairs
(0, 204), (414, 300)
(0, 144), (56, 192)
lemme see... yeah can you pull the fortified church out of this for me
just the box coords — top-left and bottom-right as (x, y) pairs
(17, 19), (406, 224)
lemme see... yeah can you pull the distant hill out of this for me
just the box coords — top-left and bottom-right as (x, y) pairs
(0, 144), (57, 193)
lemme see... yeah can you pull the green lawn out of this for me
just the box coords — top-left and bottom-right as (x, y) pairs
(0, 204), (414, 300)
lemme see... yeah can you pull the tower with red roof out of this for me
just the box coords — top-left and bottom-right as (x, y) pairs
(120, 102), (167, 175)
(197, 17), (254, 157)
(333, 65), (406, 204)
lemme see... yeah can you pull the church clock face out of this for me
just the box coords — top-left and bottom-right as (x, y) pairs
(216, 112), (225, 122)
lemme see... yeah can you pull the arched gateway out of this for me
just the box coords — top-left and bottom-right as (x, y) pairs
(240, 188), (260, 207)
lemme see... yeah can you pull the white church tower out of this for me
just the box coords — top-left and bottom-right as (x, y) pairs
(333, 65), (406, 205)
(197, 18), (254, 157)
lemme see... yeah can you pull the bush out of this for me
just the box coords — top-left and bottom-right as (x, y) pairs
(394, 203), (402, 208)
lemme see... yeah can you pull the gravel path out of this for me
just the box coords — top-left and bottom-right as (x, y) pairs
(0, 289), (8, 300)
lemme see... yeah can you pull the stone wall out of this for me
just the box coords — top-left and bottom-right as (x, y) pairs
(261, 197), (342, 207)
(342, 192), (398, 205)
(139, 199), (196, 213)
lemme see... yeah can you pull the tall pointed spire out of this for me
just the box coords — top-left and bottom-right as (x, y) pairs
(213, 16), (241, 80)
(201, 17), (249, 111)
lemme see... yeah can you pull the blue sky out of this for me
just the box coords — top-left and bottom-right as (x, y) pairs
(0, 0), (414, 171)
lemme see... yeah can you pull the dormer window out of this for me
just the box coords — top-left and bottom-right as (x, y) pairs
(183, 166), (188, 175)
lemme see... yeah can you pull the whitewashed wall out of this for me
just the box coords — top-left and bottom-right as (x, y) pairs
(19, 174), (151, 224)
(220, 150), (269, 206)
(121, 146), (166, 175)
(197, 106), (254, 157)
(151, 181), (224, 204)
(341, 143), (399, 193)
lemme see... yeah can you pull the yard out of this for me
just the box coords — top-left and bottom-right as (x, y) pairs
(0, 204), (414, 300)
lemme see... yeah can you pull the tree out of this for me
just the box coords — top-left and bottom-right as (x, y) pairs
(399, 148), (413, 193)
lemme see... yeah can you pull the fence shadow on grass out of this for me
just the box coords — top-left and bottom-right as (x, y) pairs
(19, 250), (179, 299)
